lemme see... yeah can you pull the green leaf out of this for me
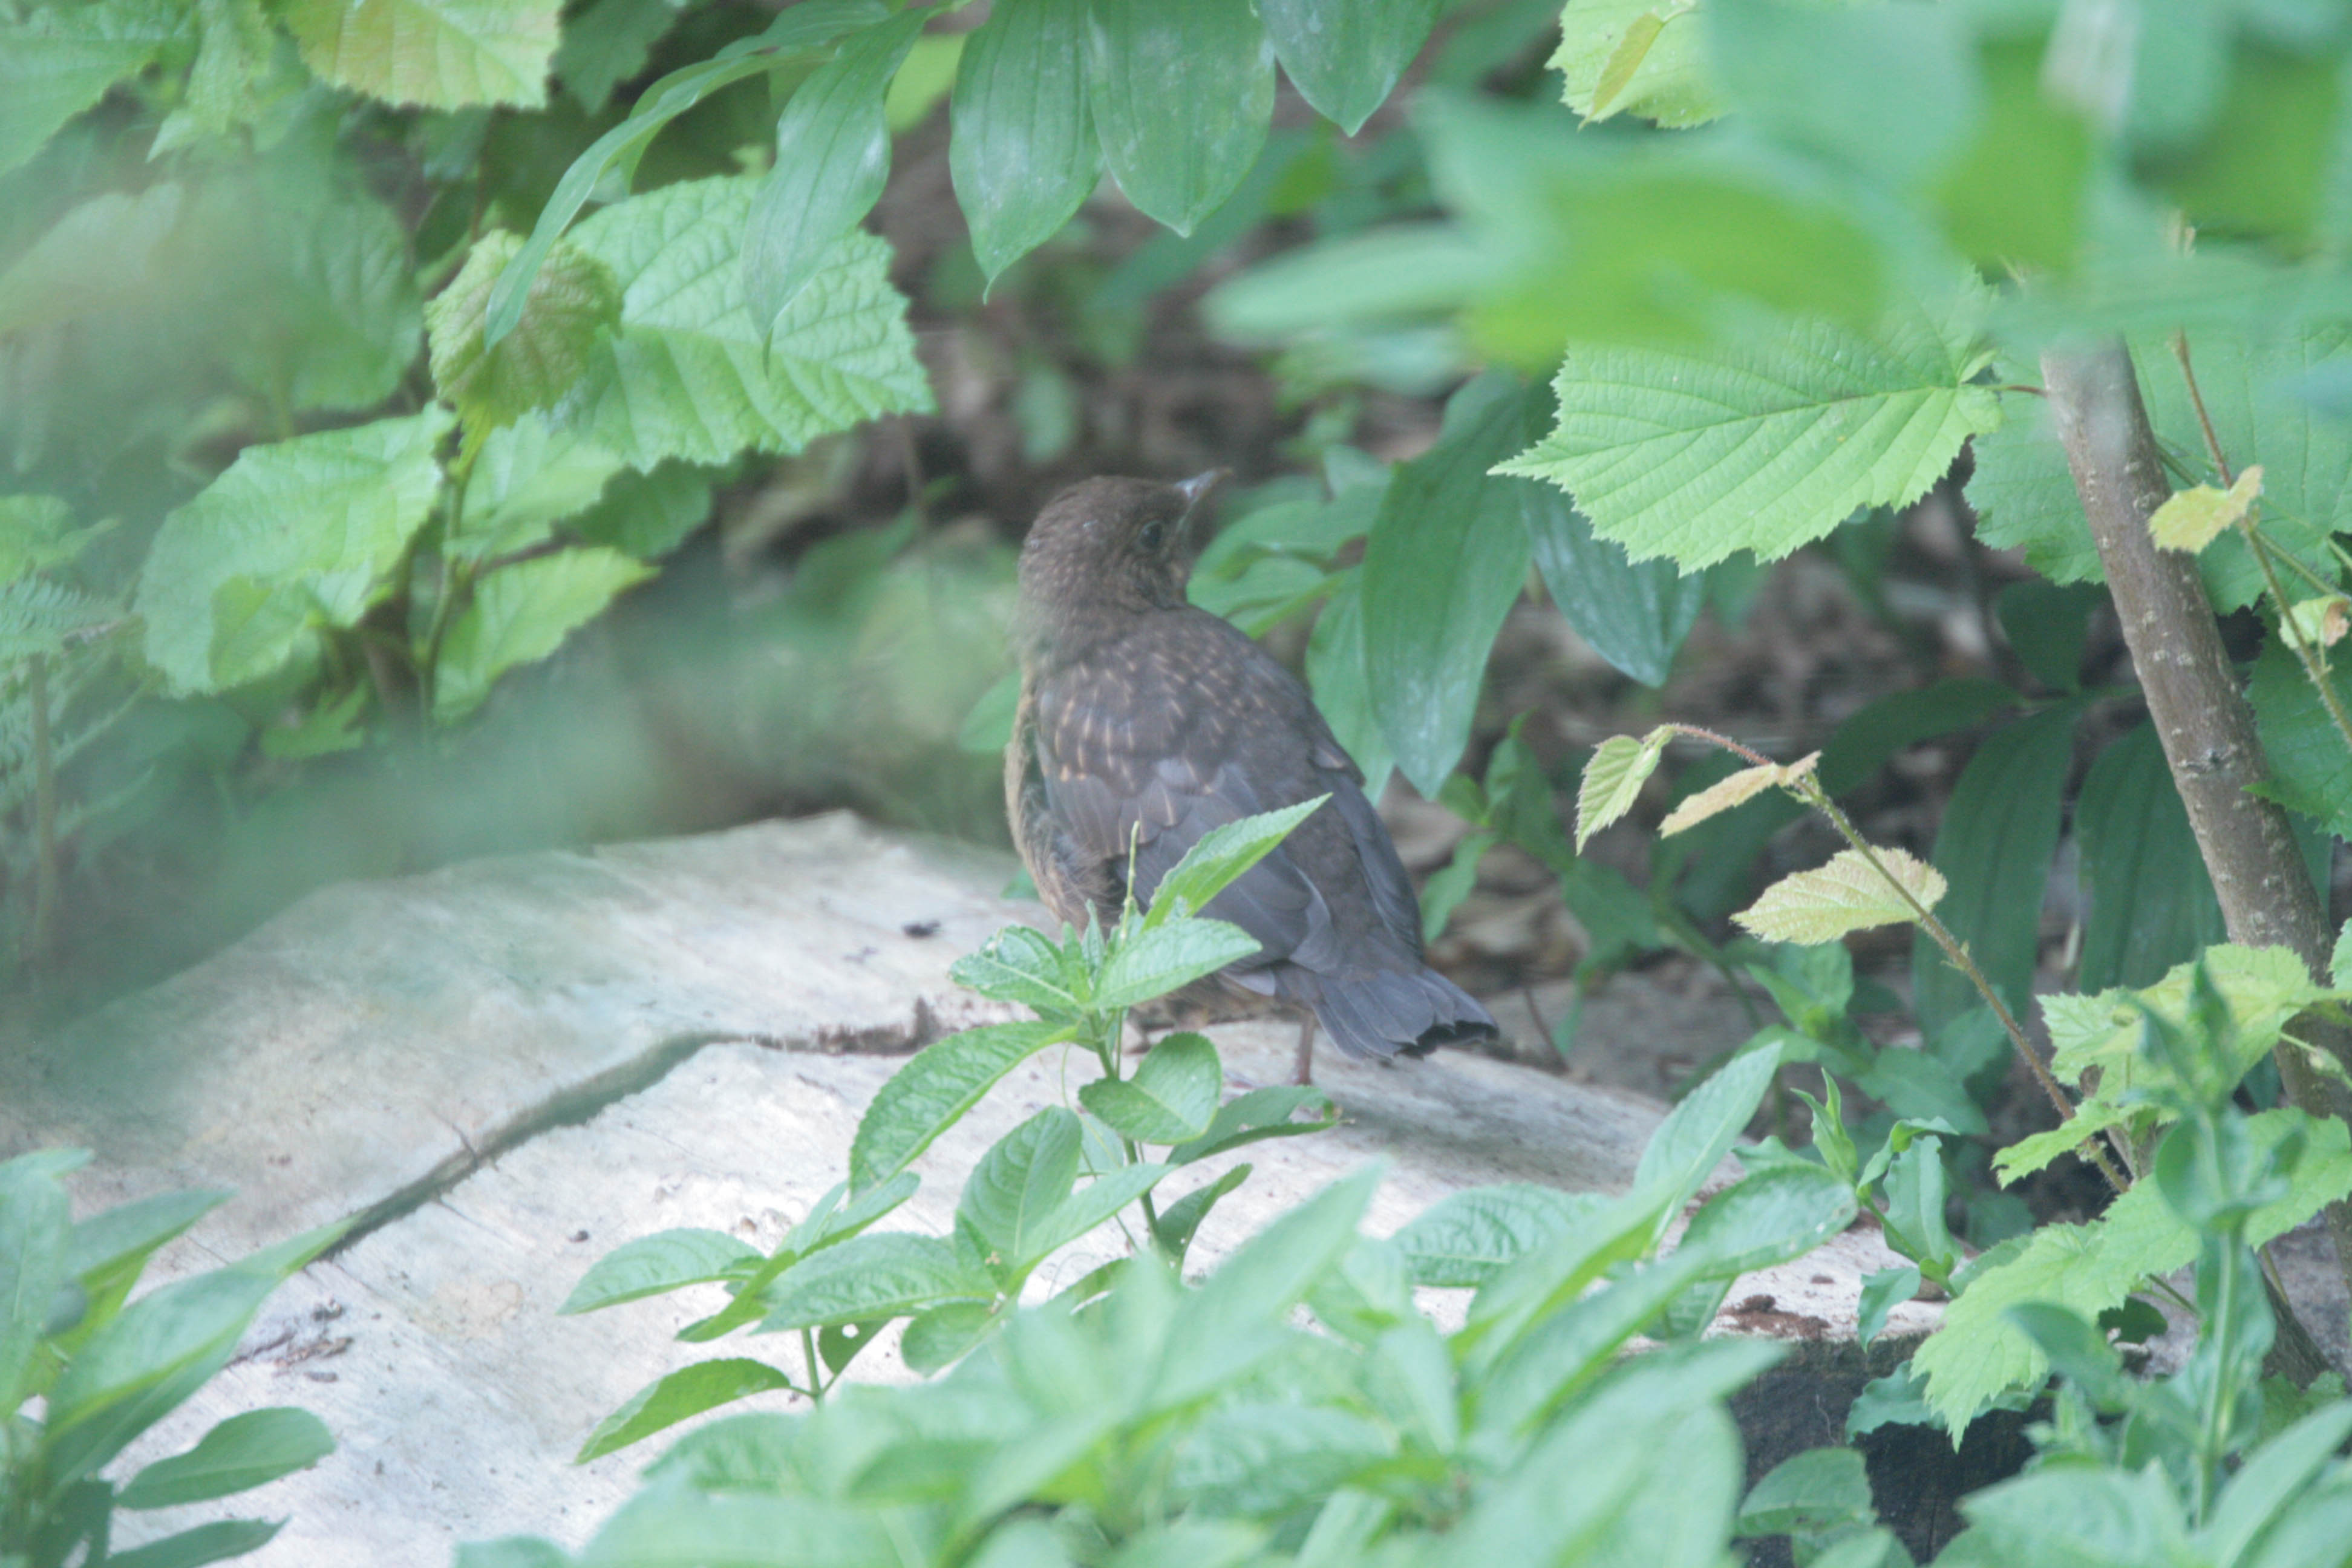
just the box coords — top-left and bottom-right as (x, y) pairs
(1954, 1466), (2190, 1567)
(434, 547), (652, 722)
(559, 1229), (760, 1315)
(0, 0), (180, 177)
(1735, 847), (1947, 946)
(1550, 0), (1721, 126)
(1091, 921), (1261, 1013)
(1857, 1266), (1920, 1350)
(2076, 723), (2228, 993)
(1394, 1184), (1607, 1289)
(455, 416), (628, 563)
(757, 1233), (991, 1331)
(1575, 727), (1671, 849)
(1169, 1404), (1396, 1518)
(849, 1021), (1071, 1192)
(1817, 678), (2018, 799)
(900, 1299), (999, 1374)
(0, 1154), (73, 1410)
(1304, 569), (1396, 803)
(2250, 634), (2352, 840)
(574, 1358), (792, 1462)
(580, 1489), (900, 1566)
(1910, 706), (2078, 1038)
(950, 0), (1099, 286)
(117, 1407), (334, 1508)
(65, 1189), (231, 1294)
(1078, 1033), (1221, 1143)
(284, 0), (560, 109)
(1523, 485), (1704, 687)
(1498, 284), (2001, 569)
(1145, 798), (1327, 930)
(1994, 580), (2101, 696)
(1261, 0), (1436, 135)
(456, 1538), (573, 1568)
(1168, 1086), (1338, 1165)
(565, 177), (933, 469)
(1364, 376), (1537, 794)
(105, 1518), (284, 1568)
(1084, 0), (1275, 236)
(1150, 1165), (1250, 1261)
(1420, 830), (1495, 946)
(743, 12), (924, 335)
(953, 924), (1088, 1015)
(134, 410), (455, 696)
(1675, 1165), (1857, 1278)
(429, 231), (619, 436)
(0, 183), (188, 338)
(569, 462), (713, 560)
(554, 0), (685, 113)
(1967, 385), (2102, 585)
(1735, 1445), (1874, 1539)
(959, 1108), (1084, 1264)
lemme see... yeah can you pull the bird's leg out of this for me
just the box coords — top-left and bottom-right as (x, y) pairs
(1292, 1013), (1316, 1086)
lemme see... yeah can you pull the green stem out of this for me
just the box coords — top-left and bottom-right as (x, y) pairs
(417, 438), (483, 728)
(800, 1326), (825, 1406)
(27, 655), (58, 968)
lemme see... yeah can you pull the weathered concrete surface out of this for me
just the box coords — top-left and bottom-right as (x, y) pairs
(4, 813), (1941, 1564)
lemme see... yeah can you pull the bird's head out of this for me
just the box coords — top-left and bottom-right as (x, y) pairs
(1015, 472), (1224, 657)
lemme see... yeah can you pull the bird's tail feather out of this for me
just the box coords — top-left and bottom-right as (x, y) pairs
(1312, 967), (1498, 1062)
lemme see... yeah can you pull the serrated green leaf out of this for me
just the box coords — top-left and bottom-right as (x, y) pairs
(1392, 1184), (1606, 1288)
(2076, 724), (2227, 993)
(434, 547), (653, 722)
(575, 1359), (792, 1463)
(564, 177), (932, 469)
(569, 462), (713, 560)
(953, 924), (1088, 1014)
(1084, 0), (1275, 236)
(1523, 482), (1704, 687)
(2045, 944), (2330, 1100)
(1145, 798), (1327, 930)
(1552, 0), (1719, 127)
(1078, 1033), (1221, 1143)
(285, 0), (560, 109)
(559, 1229), (760, 1315)
(154, 0), (302, 152)
(455, 416), (627, 563)
(950, 0), (1099, 286)
(430, 231), (619, 436)
(0, 0), (180, 176)
(1092, 921), (1261, 1013)
(1500, 286), (2001, 569)
(757, 1232), (991, 1331)
(135, 410), (454, 696)
(1574, 728), (1670, 849)
(117, 1407), (333, 1508)
(1735, 847), (1946, 945)
(743, 12), (924, 336)
(2333, 920), (2352, 989)
(850, 1021), (1071, 1192)
(1261, 0), (1436, 136)
(1658, 754), (1812, 837)
(1168, 1085), (1337, 1165)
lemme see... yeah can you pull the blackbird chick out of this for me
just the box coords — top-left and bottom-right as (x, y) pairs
(1006, 472), (1499, 1082)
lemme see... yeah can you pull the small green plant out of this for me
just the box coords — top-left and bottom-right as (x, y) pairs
(0, 1149), (344, 1567)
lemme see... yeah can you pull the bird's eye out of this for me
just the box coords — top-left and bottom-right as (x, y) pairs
(1139, 518), (1167, 552)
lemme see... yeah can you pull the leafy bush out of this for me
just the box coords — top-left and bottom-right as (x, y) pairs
(0, 1150), (343, 1566)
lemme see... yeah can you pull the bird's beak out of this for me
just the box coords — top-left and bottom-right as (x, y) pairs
(1174, 469), (1228, 512)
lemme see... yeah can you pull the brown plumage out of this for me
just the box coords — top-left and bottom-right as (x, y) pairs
(1006, 472), (1500, 1082)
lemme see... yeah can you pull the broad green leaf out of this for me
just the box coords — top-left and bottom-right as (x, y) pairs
(1735, 1446), (1873, 1539)
(554, 0), (685, 113)
(1856, 1266), (1921, 1349)
(581, 1489), (901, 1567)
(429, 231), (619, 436)
(960, 1108), (1085, 1263)
(1817, 677), (2017, 797)
(1910, 707), (2077, 1037)
(66, 1189), (232, 1290)
(558, 1229), (760, 1315)
(849, 1021), (1071, 1191)
(1169, 1405), (1396, 1518)
(1500, 286), (2001, 569)
(1736, 846), (1947, 945)
(104, 1518), (284, 1568)
(1551, 0), (1720, 126)
(757, 1233), (991, 1331)
(1994, 579), (2101, 696)
(135, 410), (455, 696)
(1420, 830), (1495, 946)
(2076, 724), (2227, 993)
(1703, 0), (1975, 187)
(1145, 798), (1327, 930)
(434, 547), (653, 722)
(485, 0), (888, 346)
(569, 462), (714, 560)
(117, 1407), (333, 1508)
(1084, 0), (1275, 236)
(566, 177), (932, 469)
(1393, 1184), (1607, 1287)
(0, 184), (188, 338)
(1967, 384), (2103, 584)
(1091, 922), (1261, 1013)
(1150, 1165), (1250, 1261)
(950, 0), (1100, 286)
(1674, 1164), (1855, 1278)
(1523, 483), (1704, 687)
(284, 0), (560, 108)
(0, 0), (180, 176)
(1168, 1086), (1338, 1165)
(0, 1155), (73, 1410)
(743, 12), (924, 335)
(152, 0), (301, 152)
(953, 924), (1088, 1015)
(1632, 1041), (1782, 1229)
(2250, 636), (2352, 840)
(1304, 570), (1394, 802)
(455, 416), (628, 562)
(2206, 1402), (2352, 1567)
(2148, 465), (2263, 553)
(1365, 377), (1536, 794)
(1078, 1033), (1221, 1144)
(1953, 1460), (2190, 1564)
(457, 1538), (573, 1568)
(2043, 944), (2330, 1098)
(45, 1269), (281, 1484)
(575, 1358), (792, 1462)
(1575, 727), (1671, 849)
(1261, 0), (1436, 135)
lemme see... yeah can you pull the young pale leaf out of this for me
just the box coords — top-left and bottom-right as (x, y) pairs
(1573, 727), (1671, 849)
(849, 1021), (1071, 1191)
(757, 1232), (991, 1331)
(283, 0), (560, 109)
(1736, 848), (1947, 946)
(1168, 1085), (1337, 1165)
(1077, 1033), (1221, 1144)
(428, 231), (619, 436)
(574, 1359), (793, 1463)
(1499, 286), (2001, 569)
(1091, 921), (1261, 1013)
(1260, 0), (1436, 135)
(1658, 753), (1815, 837)
(2149, 463), (2263, 552)
(950, 0), (1099, 285)
(1145, 797), (1327, 929)
(742, 12), (924, 335)
(1085, 0), (1275, 236)
(1521, 483), (1705, 687)
(1552, 0), (1721, 127)
(2288, 593), (2351, 648)
(566, 177), (932, 469)
(116, 1407), (333, 1508)
(559, 1229), (761, 1315)
(135, 409), (454, 696)
(434, 547), (654, 722)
